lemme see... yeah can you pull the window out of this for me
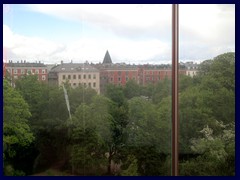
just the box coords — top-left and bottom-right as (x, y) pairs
(35, 70), (39, 74)
(68, 75), (71, 79)
(63, 75), (66, 80)
(88, 74), (91, 79)
(42, 75), (46, 80)
(21, 70), (24, 74)
(4, 4), (234, 177)
(14, 69), (17, 74)
(42, 69), (45, 74)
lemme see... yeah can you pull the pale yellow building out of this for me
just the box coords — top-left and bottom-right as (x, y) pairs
(48, 62), (100, 94)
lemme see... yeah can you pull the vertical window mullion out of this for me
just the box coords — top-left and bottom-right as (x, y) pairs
(172, 4), (179, 176)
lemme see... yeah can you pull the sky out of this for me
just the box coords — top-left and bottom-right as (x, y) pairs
(3, 4), (235, 65)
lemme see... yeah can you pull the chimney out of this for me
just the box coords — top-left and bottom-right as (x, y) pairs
(24, 60), (26, 63)
(21, 60), (23, 63)
(39, 61), (40, 64)
(61, 60), (63, 65)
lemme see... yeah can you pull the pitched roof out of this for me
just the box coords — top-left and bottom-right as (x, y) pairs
(6, 62), (46, 67)
(50, 63), (99, 73)
(102, 50), (112, 64)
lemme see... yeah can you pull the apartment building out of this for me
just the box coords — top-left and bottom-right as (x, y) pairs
(5, 60), (48, 82)
(49, 62), (100, 94)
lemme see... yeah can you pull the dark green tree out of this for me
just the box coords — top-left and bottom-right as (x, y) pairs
(3, 79), (35, 175)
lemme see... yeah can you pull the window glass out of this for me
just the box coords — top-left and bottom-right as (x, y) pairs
(179, 4), (235, 176)
(3, 4), (172, 176)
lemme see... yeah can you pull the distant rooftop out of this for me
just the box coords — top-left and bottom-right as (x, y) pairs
(50, 62), (99, 73)
(7, 60), (46, 67)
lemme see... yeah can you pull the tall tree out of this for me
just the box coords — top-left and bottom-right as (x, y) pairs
(3, 79), (35, 175)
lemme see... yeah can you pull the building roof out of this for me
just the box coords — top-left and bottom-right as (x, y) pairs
(6, 61), (46, 67)
(50, 63), (99, 73)
(102, 50), (112, 64)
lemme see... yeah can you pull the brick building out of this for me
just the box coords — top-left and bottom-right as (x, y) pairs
(6, 60), (48, 82)
(97, 51), (187, 92)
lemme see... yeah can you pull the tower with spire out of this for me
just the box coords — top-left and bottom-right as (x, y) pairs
(102, 50), (112, 64)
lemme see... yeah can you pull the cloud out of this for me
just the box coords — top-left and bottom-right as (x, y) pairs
(3, 4), (235, 64)
(26, 4), (172, 40)
(3, 24), (170, 64)
(3, 24), (66, 63)
(179, 4), (235, 61)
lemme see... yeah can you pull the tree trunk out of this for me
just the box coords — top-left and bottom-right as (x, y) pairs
(107, 153), (112, 175)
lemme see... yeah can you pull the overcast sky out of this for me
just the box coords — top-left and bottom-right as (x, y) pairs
(3, 4), (235, 64)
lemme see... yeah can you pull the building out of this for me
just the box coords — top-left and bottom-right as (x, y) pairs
(96, 51), (139, 93)
(99, 65), (139, 93)
(48, 61), (100, 94)
(182, 61), (199, 77)
(97, 51), (187, 93)
(138, 65), (186, 85)
(6, 60), (48, 82)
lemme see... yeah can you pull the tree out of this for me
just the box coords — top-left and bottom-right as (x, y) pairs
(123, 80), (140, 99)
(123, 97), (171, 175)
(180, 122), (235, 176)
(69, 95), (114, 175)
(15, 75), (48, 123)
(3, 79), (35, 175)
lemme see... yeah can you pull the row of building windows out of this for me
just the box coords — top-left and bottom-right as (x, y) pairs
(145, 71), (170, 75)
(13, 75), (46, 80)
(62, 74), (97, 80)
(71, 82), (96, 88)
(12, 69), (46, 74)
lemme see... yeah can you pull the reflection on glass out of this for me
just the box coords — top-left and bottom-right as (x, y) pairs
(3, 4), (173, 176)
(4, 4), (234, 176)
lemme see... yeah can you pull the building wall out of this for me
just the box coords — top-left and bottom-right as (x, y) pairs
(186, 70), (198, 77)
(6, 66), (48, 82)
(58, 71), (100, 94)
(99, 69), (138, 93)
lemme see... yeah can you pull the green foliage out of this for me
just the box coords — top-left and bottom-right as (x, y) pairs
(120, 155), (139, 176)
(180, 122), (235, 176)
(123, 80), (141, 99)
(69, 96), (115, 175)
(4, 164), (25, 176)
(15, 75), (48, 122)
(7, 52), (234, 176)
(3, 79), (35, 175)
(126, 97), (159, 148)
